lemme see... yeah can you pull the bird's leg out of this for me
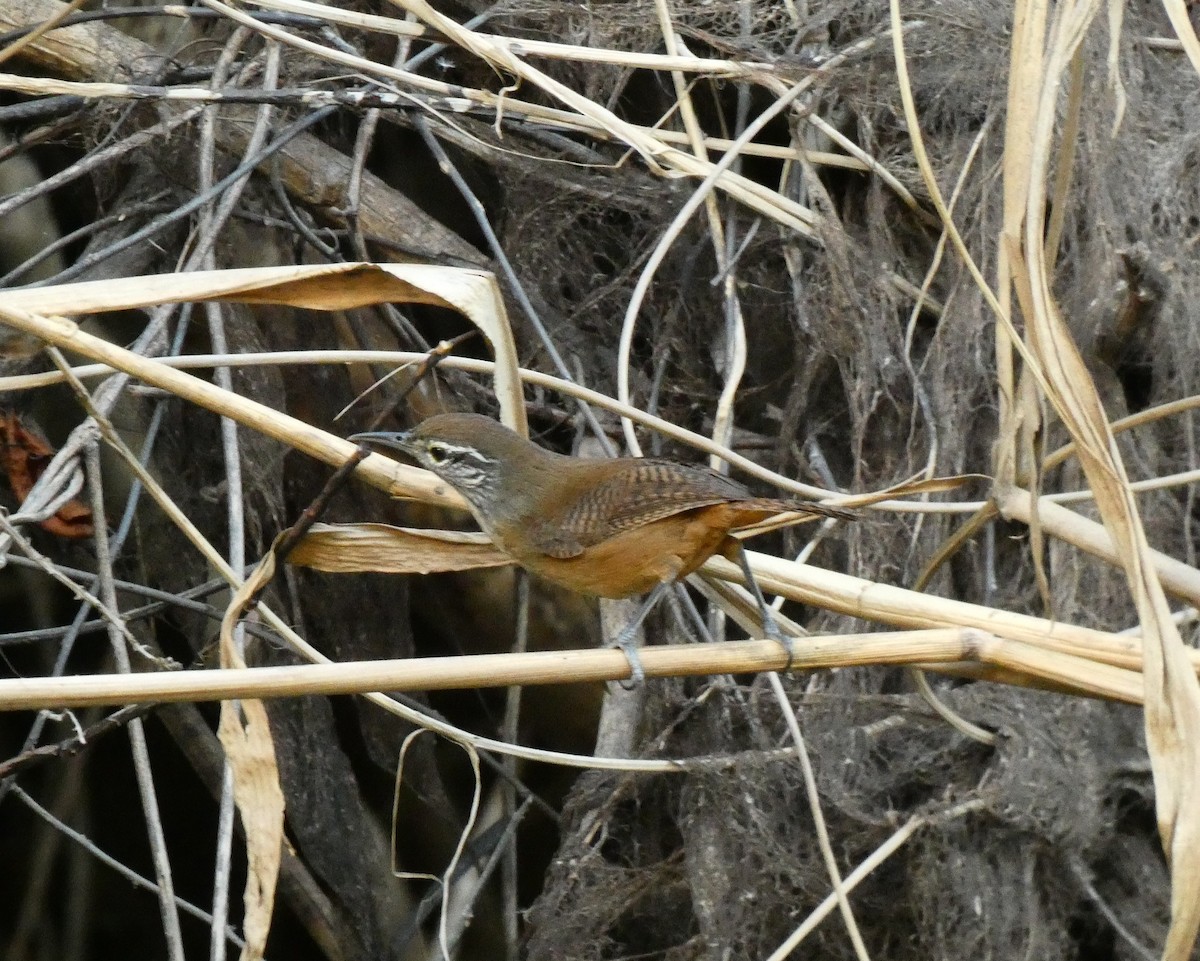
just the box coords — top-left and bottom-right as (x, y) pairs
(736, 544), (793, 670)
(611, 580), (672, 686)
(671, 583), (717, 645)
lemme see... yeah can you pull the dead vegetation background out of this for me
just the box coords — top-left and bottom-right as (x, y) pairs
(0, 0), (1199, 959)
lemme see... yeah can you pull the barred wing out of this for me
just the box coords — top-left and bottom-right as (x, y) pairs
(528, 461), (750, 558)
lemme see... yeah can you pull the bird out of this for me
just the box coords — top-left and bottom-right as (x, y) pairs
(352, 413), (853, 681)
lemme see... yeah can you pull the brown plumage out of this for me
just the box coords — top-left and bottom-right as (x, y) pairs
(355, 413), (852, 598)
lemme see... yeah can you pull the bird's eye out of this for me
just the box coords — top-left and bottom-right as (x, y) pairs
(427, 443), (450, 465)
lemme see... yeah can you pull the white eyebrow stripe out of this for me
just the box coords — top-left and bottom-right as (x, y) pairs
(429, 442), (476, 456)
(425, 443), (494, 472)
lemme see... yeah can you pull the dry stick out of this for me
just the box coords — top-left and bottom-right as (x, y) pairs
(802, 112), (933, 223)
(904, 479), (1000, 728)
(1068, 858), (1158, 961)
(0, 105), (202, 225)
(616, 25), (901, 456)
(0, 631), (1147, 710)
(593, 598), (650, 757)
(0, 316), (202, 805)
(433, 780), (526, 957)
(42, 105), (336, 286)
(0, 71), (870, 172)
(0, 91), (83, 126)
(412, 115), (615, 455)
(0, 514), (150, 658)
(0, 704), (155, 779)
(769, 670), (871, 961)
(648, 3), (863, 949)
(1, 619), (111, 647)
(449, 796), (534, 961)
(883, 0), (1051, 488)
(7, 457), (85, 527)
(1044, 393), (1200, 471)
(0, 514), (269, 632)
(83, 440), (186, 961)
(0, 194), (174, 287)
(198, 0), (814, 234)
(9, 783), (246, 950)
(997, 489), (1200, 607)
(0, 0), (87, 66)
(0, 5), (330, 44)
(764, 799), (985, 960)
(199, 32), (278, 961)
(762, 98), (887, 961)
(396, 779), (539, 955)
(0, 106), (82, 166)
(500, 571), (528, 961)
(261, 330), (480, 590)
(248, 0), (774, 75)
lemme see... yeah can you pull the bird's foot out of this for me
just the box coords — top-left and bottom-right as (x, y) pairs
(606, 583), (669, 689)
(615, 634), (646, 689)
(735, 544), (794, 672)
(760, 609), (795, 672)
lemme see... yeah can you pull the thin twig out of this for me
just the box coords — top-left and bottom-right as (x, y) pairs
(34, 105), (336, 286)
(198, 30), (275, 961)
(10, 784), (247, 950)
(413, 114), (616, 455)
(767, 672), (871, 960)
(0, 704), (156, 779)
(84, 440), (186, 961)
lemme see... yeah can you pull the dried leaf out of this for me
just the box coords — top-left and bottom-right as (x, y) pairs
(217, 553), (285, 961)
(289, 522), (512, 574)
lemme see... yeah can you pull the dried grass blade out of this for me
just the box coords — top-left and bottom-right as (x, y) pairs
(290, 522), (512, 574)
(1011, 2), (1200, 955)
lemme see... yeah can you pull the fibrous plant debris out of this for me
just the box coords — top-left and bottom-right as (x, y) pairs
(0, 0), (1198, 958)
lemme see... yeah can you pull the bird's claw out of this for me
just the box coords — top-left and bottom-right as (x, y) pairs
(617, 637), (646, 689)
(760, 610), (795, 672)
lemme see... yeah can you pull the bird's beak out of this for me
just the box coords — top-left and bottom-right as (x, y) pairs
(348, 430), (415, 457)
